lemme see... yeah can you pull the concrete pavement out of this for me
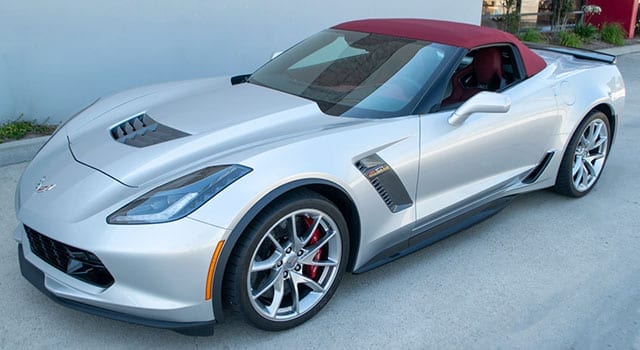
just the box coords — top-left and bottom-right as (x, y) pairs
(1, 53), (639, 349)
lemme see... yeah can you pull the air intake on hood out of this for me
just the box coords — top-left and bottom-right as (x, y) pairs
(110, 113), (190, 148)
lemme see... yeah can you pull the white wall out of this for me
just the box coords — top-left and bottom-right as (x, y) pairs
(0, 0), (481, 123)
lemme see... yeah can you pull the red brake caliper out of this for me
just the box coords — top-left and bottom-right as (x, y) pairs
(302, 216), (324, 280)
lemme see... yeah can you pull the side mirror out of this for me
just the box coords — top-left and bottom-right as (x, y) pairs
(447, 92), (511, 126)
(271, 51), (283, 60)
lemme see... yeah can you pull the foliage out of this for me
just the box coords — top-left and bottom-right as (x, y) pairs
(581, 4), (602, 25)
(573, 23), (598, 42)
(519, 28), (544, 43)
(557, 30), (582, 48)
(0, 116), (56, 143)
(581, 5), (602, 15)
(600, 22), (626, 46)
(497, 0), (521, 34)
(552, 0), (575, 31)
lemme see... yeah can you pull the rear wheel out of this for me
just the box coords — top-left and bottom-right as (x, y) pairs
(554, 111), (611, 197)
(225, 190), (348, 331)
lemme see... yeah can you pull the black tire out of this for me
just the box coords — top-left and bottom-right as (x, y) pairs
(554, 110), (611, 197)
(224, 189), (349, 331)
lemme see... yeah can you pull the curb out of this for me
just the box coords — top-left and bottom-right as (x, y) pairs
(599, 44), (640, 56)
(0, 136), (48, 167)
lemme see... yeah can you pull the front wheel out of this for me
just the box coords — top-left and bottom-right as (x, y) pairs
(225, 190), (349, 331)
(554, 111), (611, 197)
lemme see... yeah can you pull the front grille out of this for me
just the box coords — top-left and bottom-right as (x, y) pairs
(25, 226), (114, 288)
(110, 113), (190, 148)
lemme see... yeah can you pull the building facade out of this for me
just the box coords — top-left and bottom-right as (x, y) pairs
(0, 1), (481, 124)
(482, 0), (639, 37)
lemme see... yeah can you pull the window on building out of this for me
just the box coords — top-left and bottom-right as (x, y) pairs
(481, 0), (587, 33)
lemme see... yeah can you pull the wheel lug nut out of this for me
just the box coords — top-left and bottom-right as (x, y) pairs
(294, 265), (301, 271)
(283, 271), (289, 278)
(286, 247), (292, 254)
(297, 250), (303, 256)
(277, 261), (282, 267)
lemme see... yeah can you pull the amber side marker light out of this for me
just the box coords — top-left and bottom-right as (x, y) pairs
(205, 240), (225, 300)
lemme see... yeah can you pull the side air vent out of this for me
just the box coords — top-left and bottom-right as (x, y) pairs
(523, 151), (555, 184)
(110, 113), (190, 148)
(356, 154), (413, 213)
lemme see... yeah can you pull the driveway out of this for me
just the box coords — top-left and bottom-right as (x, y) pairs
(1, 53), (639, 349)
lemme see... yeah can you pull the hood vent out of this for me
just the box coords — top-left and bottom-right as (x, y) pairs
(110, 113), (190, 148)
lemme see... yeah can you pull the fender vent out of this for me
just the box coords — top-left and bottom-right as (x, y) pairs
(523, 151), (555, 184)
(356, 154), (413, 213)
(110, 113), (190, 148)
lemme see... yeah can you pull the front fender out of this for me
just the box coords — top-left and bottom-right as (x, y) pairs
(192, 115), (421, 322)
(207, 178), (355, 322)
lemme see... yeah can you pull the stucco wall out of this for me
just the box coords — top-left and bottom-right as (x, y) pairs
(0, 1), (481, 123)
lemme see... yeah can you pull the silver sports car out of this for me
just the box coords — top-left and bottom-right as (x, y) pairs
(15, 19), (625, 335)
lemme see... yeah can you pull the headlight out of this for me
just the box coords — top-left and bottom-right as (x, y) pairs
(107, 165), (251, 224)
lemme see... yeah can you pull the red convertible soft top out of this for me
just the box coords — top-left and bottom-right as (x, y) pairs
(333, 19), (546, 77)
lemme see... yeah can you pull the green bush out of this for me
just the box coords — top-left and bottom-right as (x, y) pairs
(558, 31), (582, 48)
(519, 28), (543, 43)
(498, 0), (521, 34)
(0, 117), (56, 143)
(600, 22), (626, 46)
(574, 23), (598, 42)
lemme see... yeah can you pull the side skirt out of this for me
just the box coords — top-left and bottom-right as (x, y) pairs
(352, 195), (515, 274)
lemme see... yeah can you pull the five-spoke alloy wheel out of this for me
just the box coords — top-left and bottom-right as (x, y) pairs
(225, 190), (348, 330)
(555, 110), (611, 197)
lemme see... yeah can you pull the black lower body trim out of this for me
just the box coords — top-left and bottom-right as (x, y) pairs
(18, 245), (214, 336)
(353, 195), (515, 273)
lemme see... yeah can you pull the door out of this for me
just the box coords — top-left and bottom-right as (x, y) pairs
(414, 51), (560, 223)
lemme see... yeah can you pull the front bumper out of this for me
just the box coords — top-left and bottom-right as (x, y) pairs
(15, 218), (227, 335)
(18, 244), (214, 336)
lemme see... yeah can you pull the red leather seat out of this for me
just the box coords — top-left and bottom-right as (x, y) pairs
(443, 47), (505, 106)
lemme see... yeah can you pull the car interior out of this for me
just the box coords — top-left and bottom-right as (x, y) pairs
(441, 45), (523, 108)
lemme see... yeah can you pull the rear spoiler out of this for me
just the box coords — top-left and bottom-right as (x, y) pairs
(526, 43), (617, 64)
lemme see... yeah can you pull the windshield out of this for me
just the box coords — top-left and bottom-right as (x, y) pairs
(249, 29), (457, 118)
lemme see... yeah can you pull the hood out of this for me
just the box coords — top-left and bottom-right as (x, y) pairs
(67, 79), (345, 187)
